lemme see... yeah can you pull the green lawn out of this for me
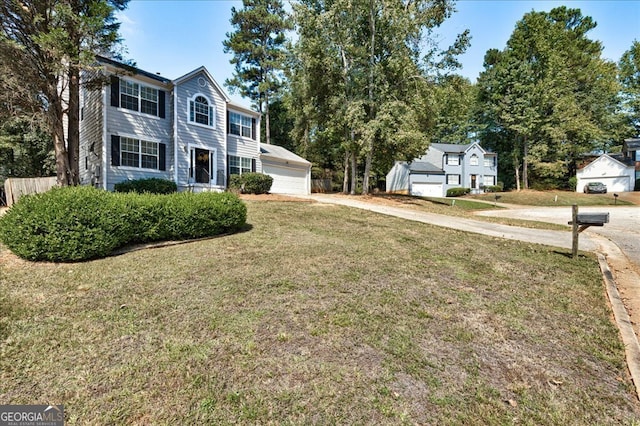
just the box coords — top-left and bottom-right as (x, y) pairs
(469, 189), (634, 206)
(1, 200), (638, 424)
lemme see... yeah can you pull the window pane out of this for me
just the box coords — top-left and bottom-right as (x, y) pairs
(140, 86), (157, 102)
(230, 123), (241, 135)
(121, 94), (139, 111)
(141, 154), (158, 169)
(470, 155), (478, 166)
(447, 155), (459, 166)
(140, 99), (157, 115)
(121, 137), (139, 153)
(121, 152), (138, 167)
(140, 141), (157, 155)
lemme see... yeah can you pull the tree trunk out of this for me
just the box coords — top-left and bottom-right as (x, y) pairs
(343, 152), (350, 194)
(265, 90), (270, 144)
(50, 99), (71, 186)
(362, 0), (376, 196)
(67, 66), (80, 185)
(350, 149), (357, 195)
(515, 163), (521, 191)
(523, 136), (529, 190)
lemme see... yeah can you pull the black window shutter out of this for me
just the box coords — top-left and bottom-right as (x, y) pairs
(251, 158), (256, 173)
(158, 90), (165, 118)
(251, 118), (256, 140)
(111, 135), (120, 166)
(158, 143), (166, 171)
(226, 111), (230, 134)
(110, 76), (119, 107)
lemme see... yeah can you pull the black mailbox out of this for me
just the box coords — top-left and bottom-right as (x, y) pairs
(576, 213), (609, 226)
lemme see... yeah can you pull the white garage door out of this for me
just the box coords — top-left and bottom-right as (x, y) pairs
(262, 163), (309, 195)
(410, 183), (443, 197)
(580, 176), (631, 193)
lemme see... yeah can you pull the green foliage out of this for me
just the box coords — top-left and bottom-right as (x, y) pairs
(446, 187), (471, 197)
(228, 173), (273, 194)
(0, 117), (55, 180)
(114, 178), (177, 194)
(619, 41), (640, 135)
(568, 176), (578, 191)
(0, 187), (246, 262)
(483, 185), (503, 193)
(223, 0), (292, 144)
(477, 6), (627, 190)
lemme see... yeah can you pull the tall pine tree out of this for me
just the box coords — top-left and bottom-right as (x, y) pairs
(223, 0), (292, 145)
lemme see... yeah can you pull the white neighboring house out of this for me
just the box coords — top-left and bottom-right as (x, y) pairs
(386, 142), (498, 197)
(576, 154), (635, 193)
(79, 56), (311, 195)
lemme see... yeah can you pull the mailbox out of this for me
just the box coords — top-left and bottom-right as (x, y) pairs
(576, 213), (609, 226)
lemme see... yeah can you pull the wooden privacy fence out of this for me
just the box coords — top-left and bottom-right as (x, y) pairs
(311, 179), (332, 193)
(4, 177), (57, 207)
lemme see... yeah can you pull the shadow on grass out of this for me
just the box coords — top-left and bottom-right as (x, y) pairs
(108, 224), (254, 258)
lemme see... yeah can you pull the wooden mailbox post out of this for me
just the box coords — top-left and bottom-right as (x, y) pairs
(568, 204), (609, 258)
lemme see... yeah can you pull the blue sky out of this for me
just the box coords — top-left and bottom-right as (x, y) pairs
(117, 0), (639, 106)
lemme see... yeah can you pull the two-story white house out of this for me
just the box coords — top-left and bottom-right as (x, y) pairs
(79, 56), (311, 194)
(386, 142), (498, 197)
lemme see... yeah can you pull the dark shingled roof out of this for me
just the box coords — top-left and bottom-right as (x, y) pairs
(409, 161), (444, 174)
(96, 55), (171, 84)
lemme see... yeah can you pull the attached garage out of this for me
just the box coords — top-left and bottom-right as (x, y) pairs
(576, 154), (635, 193)
(260, 144), (311, 195)
(410, 183), (443, 197)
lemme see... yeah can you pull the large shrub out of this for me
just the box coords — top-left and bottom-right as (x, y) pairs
(229, 173), (273, 194)
(0, 186), (132, 261)
(114, 178), (177, 194)
(0, 187), (246, 262)
(446, 187), (471, 197)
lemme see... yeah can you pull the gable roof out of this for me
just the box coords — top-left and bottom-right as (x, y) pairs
(579, 153), (635, 171)
(430, 142), (491, 155)
(172, 66), (231, 103)
(260, 144), (311, 166)
(624, 138), (640, 151)
(408, 161), (444, 174)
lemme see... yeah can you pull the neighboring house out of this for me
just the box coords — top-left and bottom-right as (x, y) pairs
(79, 56), (310, 195)
(576, 152), (636, 193)
(624, 138), (640, 184)
(386, 142), (498, 197)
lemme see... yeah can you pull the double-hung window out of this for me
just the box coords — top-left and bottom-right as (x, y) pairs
(229, 155), (252, 175)
(484, 157), (494, 167)
(189, 95), (215, 127)
(121, 137), (159, 170)
(483, 176), (495, 186)
(447, 174), (460, 185)
(447, 154), (460, 166)
(470, 154), (479, 166)
(120, 80), (159, 116)
(229, 112), (253, 138)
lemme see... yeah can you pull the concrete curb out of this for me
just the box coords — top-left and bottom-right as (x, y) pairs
(597, 253), (640, 400)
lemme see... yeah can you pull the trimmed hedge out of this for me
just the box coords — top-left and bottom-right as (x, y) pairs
(229, 173), (273, 194)
(114, 178), (177, 194)
(446, 187), (471, 197)
(0, 186), (246, 262)
(483, 185), (503, 193)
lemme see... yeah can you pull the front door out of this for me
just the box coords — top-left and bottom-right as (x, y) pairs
(471, 174), (477, 190)
(190, 148), (212, 184)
